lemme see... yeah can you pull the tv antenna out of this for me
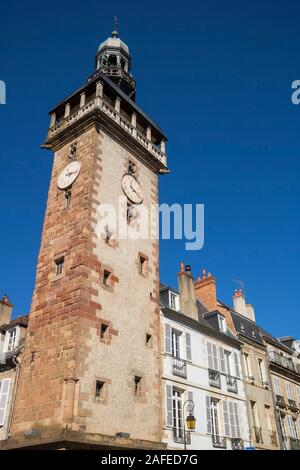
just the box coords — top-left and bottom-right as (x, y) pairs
(232, 278), (245, 295)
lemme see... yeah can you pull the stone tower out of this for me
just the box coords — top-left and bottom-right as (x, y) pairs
(9, 27), (168, 449)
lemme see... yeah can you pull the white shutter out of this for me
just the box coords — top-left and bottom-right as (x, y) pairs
(285, 382), (293, 401)
(165, 324), (172, 354)
(287, 415), (297, 439)
(274, 377), (282, 396)
(228, 401), (236, 438)
(223, 401), (230, 436)
(186, 332), (192, 361)
(219, 347), (226, 373)
(166, 385), (173, 426)
(233, 402), (241, 438)
(206, 396), (212, 434)
(207, 342), (214, 369)
(212, 344), (219, 370)
(0, 379), (10, 426)
(233, 352), (240, 378)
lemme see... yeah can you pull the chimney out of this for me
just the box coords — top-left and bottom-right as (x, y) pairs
(0, 294), (13, 326)
(177, 262), (198, 320)
(194, 269), (217, 311)
(232, 290), (256, 322)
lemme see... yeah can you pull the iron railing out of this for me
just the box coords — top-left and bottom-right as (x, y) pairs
(208, 369), (221, 388)
(227, 375), (238, 393)
(231, 438), (244, 450)
(172, 427), (191, 445)
(212, 435), (227, 449)
(172, 357), (187, 379)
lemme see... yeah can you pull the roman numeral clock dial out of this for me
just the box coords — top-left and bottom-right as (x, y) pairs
(57, 160), (81, 190)
(122, 174), (143, 204)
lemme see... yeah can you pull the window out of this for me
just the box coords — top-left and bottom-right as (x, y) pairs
(286, 382), (293, 401)
(218, 315), (227, 333)
(100, 323), (109, 339)
(55, 257), (64, 276)
(134, 376), (142, 395)
(103, 269), (111, 286)
(207, 396), (220, 436)
(243, 353), (253, 380)
(287, 415), (298, 439)
(95, 381), (105, 398)
(172, 388), (183, 440)
(265, 405), (273, 432)
(146, 333), (152, 346)
(128, 160), (136, 174)
(171, 330), (181, 358)
(0, 379), (10, 426)
(170, 292), (177, 310)
(64, 190), (71, 208)
(273, 376), (282, 396)
(297, 386), (300, 403)
(5, 328), (17, 352)
(258, 359), (265, 384)
(138, 255), (147, 275)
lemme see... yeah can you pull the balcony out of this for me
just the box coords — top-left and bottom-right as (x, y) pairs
(212, 435), (227, 449)
(91, 65), (136, 89)
(268, 351), (296, 373)
(231, 438), (244, 450)
(253, 426), (263, 444)
(226, 375), (238, 393)
(290, 437), (300, 450)
(269, 430), (278, 447)
(172, 357), (187, 379)
(172, 427), (191, 445)
(276, 395), (286, 406)
(47, 96), (167, 168)
(288, 399), (298, 410)
(208, 369), (221, 388)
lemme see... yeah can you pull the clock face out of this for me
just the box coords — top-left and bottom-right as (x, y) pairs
(57, 161), (81, 190)
(122, 174), (143, 204)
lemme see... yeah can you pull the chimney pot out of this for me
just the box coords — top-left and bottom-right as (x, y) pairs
(2, 294), (9, 304)
(180, 262), (185, 272)
(185, 265), (191, 274)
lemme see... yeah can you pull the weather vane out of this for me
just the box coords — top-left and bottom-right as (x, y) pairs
(113, 15), (119, 36)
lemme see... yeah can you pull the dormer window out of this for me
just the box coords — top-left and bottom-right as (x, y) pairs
(169, 292), (180, 311)
(218, 315), (227, 333)
(4, 327), (18, 353)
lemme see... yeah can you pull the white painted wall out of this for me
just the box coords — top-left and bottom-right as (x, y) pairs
(161, 311), (250, 450)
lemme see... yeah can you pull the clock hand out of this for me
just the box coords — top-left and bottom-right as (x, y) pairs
(66, 171), (78, 177)
(130, 182), (140, 197)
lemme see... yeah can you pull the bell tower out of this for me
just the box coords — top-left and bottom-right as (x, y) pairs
(9, 27), (168, 449)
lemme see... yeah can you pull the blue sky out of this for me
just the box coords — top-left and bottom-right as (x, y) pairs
(0, 0), (299, 338)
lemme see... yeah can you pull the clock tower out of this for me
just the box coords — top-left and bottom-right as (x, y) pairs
(9, 27), (168, 449)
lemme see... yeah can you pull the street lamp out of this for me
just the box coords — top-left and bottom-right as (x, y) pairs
(182, 399), (196, 450)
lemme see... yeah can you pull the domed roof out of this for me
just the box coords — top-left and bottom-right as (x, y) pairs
(98, 32), (129, 54)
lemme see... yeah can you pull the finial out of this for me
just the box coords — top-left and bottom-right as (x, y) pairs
(112, 15), (119, 38)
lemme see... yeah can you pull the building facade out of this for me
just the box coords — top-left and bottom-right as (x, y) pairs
(0, 296), (28, 441)
(195, 275), (281, 450)
(261, 333), (300, 450)
(160, 264), (250, 450)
